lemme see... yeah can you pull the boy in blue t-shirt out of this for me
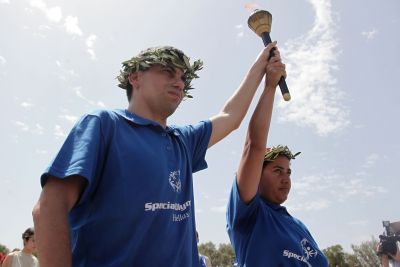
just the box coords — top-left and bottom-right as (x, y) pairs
(226, 49), (328, 266)
(32, 43), (283, 266)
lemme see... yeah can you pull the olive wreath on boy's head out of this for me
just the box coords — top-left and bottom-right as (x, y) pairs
(264, 145), (301, 163)
(116, 46), (203, 99)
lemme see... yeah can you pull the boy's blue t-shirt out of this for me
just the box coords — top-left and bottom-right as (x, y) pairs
(41, 109), (212, 267)
(227, 179), (328, 267)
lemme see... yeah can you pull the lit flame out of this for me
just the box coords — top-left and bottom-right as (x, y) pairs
(244, 3), (259, 12)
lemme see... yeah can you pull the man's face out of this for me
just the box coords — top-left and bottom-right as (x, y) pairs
(130, 64), (185, 118)
(259, 155), (291, 204)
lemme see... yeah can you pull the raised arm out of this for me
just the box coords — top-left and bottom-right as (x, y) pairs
(236, 49), (286, 204)
(208, 42), (277, 148)
(32, 175), (86, 267)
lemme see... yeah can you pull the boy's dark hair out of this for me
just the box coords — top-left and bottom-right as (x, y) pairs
(22, 227), (34, 246)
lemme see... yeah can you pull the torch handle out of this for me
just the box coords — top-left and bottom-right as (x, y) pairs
(261, 32), (291, 101)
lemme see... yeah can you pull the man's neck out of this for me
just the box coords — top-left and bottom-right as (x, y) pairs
(127, 105), (167, 128)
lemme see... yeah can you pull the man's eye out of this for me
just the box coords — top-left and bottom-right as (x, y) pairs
(163, 69), (172, 74)
(162, 68), (174, 75)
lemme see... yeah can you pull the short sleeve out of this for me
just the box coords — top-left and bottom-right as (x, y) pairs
(175, 120), (212, 173)
(226, 176), (260, 234)
(41, 114), (106, 204)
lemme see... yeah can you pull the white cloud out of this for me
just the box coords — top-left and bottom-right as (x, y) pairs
(293, 175), (329, 195)
(338, 178), (387, 198)
(0, 56), (6, 65)
(21, 101), (34, 109)
(30, 0), (45, 9)
(362, 28), (378, 40)
(235, 24), (244, 38)
(58, 114), (78, 124)
(211, 205), (226, 213)
(12, 120), (45, 135)
(279, 0), (349, 136)
(54, 125), (67, 138)
(0, 0), (10, 4)
(64, 16), (83, 36)
(45, 6), (62, 22)
(13, 121), (29, 131)
(29, 0), (62, 23)
(35, 149), (48, 155)
(86, 34), (97, 60)
(73, 87), (105, 107)
(32, 123), (44, 135)
(362, 153), (379, 169)
(289, 171), (387, 212)
(55, 60), (79, 81)
(86, 34), (97, 47)
(74, 87), (85, 99)
(97, 101), (106, 108)
(29, 1), (96, 60)
(288, 199), (330, 212)
(38, 24), (51, 31)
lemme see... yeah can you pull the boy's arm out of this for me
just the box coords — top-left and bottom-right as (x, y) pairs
(208, 42), (277, 148)
(236, 51), (285, 204)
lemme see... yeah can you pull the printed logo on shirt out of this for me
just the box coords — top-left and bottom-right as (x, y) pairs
(282, 238), (318, 267)
(144, 200), (191, 222)
(169, 170), (181, 193)
(144, 200), (191, 212)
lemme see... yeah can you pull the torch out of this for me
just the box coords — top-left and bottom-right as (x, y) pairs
(248, 9), (291, 101)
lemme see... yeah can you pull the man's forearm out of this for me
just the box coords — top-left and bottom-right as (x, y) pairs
(33, 194), (73, 267)
(219, 64), (266, 129)
(208, 64), (266, 148)
(208, 44), (277, 148)
(33, 176), (86, 267)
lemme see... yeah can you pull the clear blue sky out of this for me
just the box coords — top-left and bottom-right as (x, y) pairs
(1, 0), (399, 252)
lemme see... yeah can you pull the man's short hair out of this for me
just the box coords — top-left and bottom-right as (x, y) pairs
(116, 46), (203, 101)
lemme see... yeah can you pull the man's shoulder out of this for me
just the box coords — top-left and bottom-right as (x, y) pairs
(77, 109), (124, 128)
(169, 120), (212, 134)
(86, 109), (122, 120)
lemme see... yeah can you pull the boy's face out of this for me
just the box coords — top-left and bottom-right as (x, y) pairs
(259, 155), (292, 204)
(25, 235), (36, 252)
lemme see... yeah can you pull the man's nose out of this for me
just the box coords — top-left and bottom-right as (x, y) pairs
(172, 76), (185, 91)
(281, 174), (290, 183)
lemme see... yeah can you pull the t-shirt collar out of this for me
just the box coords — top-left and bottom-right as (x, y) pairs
(261, 197), (289, 214)
(114, 109), (180, 135)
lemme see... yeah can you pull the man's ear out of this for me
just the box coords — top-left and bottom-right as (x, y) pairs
(128, 72), (140, 88)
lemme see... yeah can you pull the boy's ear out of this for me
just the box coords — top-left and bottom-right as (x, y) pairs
(128, 72), (139, 88)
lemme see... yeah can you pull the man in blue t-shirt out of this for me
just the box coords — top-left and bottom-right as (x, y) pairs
(226, 48), (328, 266)
(32, 43), (284, 267)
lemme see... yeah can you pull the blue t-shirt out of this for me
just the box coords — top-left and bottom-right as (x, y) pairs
(226, 179), (328, 267)
(41, 109), (212, 267)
